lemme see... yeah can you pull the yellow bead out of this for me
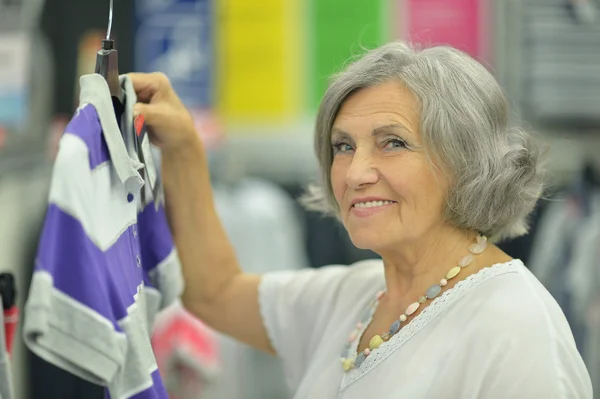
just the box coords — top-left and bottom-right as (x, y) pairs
(446, 266), (461, 279)
(342, 358), (354, 371)
(369, 335), (384, 350)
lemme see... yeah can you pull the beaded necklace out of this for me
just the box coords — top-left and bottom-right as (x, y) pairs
(340, 235), (488, 371)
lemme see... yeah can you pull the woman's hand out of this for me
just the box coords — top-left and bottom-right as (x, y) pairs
(128, 72), (198, 151)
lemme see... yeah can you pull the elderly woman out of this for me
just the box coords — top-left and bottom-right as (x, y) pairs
(130, 41), (592, 398)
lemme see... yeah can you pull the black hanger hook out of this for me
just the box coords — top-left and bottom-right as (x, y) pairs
(95, 0), (122, 100)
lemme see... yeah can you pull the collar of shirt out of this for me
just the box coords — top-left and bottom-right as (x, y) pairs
(119, 74), (159, 196)
(79, 73), (142, 186)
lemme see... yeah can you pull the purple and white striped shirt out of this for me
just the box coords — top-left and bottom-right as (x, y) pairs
(24, 74), (182, 399)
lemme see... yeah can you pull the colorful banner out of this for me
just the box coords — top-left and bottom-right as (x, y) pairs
(0, 32), (30, 130)
(216, 0), (301, 122)
(135, 0), (213, 108)
(310, 0), (389, 109)
(402, 0), (485, 61)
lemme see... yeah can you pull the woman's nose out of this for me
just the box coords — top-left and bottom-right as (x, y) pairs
(345, 151), (379, 190)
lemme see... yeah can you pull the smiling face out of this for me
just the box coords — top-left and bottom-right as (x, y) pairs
(330, 81), (450, 253)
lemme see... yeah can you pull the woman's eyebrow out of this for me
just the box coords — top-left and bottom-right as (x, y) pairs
(331, 124), (411, 141)
(331, 128), (351, 140)
(371, 124), (409, 136)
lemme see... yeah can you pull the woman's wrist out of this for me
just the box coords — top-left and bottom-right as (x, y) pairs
(161, 131), (212, 201)
(162, 132), (206, 163)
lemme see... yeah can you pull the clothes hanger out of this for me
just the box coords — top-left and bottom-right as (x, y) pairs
(95, 0), (123, 102)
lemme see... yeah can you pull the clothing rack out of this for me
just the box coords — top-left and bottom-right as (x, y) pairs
(492, 0), (600, 186)
(495, 0), (600, 129)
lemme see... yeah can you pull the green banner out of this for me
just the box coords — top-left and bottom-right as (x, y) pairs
(309, 0), (388, 109)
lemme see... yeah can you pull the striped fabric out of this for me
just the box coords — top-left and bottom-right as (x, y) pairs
(24, 74), (182, 399)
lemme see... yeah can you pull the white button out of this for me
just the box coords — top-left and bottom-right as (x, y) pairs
(132, 226), (137, 237)
(136, 255), (141, 267)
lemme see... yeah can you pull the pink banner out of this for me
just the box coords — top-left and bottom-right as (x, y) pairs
(402, 0), (487, 61)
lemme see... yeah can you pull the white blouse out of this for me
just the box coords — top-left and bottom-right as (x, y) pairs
(258, 259), (593, 399)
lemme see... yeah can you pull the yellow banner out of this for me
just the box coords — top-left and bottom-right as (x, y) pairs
(216, 0), (302, 124)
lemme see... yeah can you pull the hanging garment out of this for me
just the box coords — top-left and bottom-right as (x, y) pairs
(0, 273), (17, 357)
(568, 190), (600, 396)
(528, 170), (597, 350)
(151, 300), (220, 399)
(197, 179), (308, 399)
(0, 297), (14, 399)
(528, 196), (581, 314)
(23, 73), (181, 398)
(519, 0), (600, 127)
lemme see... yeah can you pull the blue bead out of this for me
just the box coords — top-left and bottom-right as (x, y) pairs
(426, 284), (442, 300)
(340, 344), (351, 358)
(354, 352), (366, 368)
(127, 193), (134, 203)
(389, 320), (401, 335)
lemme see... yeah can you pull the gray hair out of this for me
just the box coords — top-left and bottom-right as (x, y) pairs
(302, 41), (546, 241)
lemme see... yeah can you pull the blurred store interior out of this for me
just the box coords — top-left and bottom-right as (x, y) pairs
(1, 0), (600, 398)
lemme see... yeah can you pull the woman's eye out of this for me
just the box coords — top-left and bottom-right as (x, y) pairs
(383, 138), (407, 149)
(332, 142), (354, 154)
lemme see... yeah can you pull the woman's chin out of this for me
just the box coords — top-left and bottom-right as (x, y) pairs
(347, 232), (389, 253)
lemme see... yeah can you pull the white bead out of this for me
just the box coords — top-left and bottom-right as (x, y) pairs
(459, 254), (473, 267)
(399, 314), (407, 322)
(440, 278), (448, 286)
(406, 302), (420, 316)
(469, 243), (486, 254)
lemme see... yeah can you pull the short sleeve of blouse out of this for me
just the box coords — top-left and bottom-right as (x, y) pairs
(258, 260), (382, 389)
